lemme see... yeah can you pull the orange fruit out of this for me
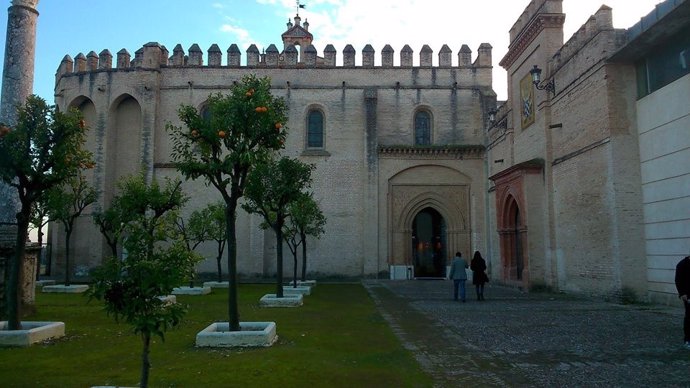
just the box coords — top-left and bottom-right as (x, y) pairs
(218, 130), (226, 138)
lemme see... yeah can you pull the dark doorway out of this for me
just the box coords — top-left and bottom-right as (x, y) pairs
(411, 207), (447, 278)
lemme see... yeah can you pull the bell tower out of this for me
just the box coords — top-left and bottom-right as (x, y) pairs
(281, 12), (313, 62)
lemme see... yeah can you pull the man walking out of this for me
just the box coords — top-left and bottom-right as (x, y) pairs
(449, 252), (468, 302)
(675, 255), (690, 349)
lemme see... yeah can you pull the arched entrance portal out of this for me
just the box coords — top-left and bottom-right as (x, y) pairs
(412, 207), (447, 278)
(499, 195), (527, 283)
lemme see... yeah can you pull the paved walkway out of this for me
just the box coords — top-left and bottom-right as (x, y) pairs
(363, 279), (690, 388)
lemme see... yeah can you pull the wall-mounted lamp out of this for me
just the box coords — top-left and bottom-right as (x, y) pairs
(530, 65), (556, 95)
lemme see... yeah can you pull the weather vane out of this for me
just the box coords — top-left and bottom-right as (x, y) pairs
(296, 0), (306, 14)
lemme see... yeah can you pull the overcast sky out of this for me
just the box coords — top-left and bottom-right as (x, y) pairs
(0, 0), (662, 102)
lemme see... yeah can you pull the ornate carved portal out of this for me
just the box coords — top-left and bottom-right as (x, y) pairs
(389, 184), (470, 278)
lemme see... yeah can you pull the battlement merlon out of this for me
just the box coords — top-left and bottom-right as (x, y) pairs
(55, 42), (493, 81)
(550, 5), (616, 71)
(508, 0), (562, 45)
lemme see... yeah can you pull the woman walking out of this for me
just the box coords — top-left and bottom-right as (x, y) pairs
(471, 251), (488, 301)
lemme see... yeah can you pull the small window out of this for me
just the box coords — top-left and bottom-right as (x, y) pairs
(414, 110), (431, 145)
(307, 109), (324, 148)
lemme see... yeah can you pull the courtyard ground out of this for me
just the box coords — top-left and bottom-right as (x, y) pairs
(364, 279), (690, 387)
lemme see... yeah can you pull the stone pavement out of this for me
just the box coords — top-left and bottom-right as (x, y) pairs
(363, 279), (690, 388)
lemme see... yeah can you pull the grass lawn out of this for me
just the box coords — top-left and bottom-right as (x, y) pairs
(0, 283), (431, 387)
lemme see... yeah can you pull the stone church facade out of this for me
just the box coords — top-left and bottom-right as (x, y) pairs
(49, 13), (495, 281)
(48, 0), (690, 304)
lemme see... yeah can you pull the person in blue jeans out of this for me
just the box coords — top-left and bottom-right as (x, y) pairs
(448, 252), (468, 302)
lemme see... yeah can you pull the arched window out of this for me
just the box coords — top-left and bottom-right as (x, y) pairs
(414, 110), (431, 145)
(307, 109), (324, 148)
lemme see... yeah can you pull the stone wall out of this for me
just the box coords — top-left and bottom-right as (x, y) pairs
(51, 44), (493, 279)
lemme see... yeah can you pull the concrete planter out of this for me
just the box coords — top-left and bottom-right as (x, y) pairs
(0, 321), (65, 346)
(35, 280), (55, 287)
(171, 286), (211, 295)
(157, 295), (177, 305)
(196, 322), (277, 347)
(282, 285), (312, 295)
(42, 284), (89, 293)
(284, 280), (316, 287)
(259, 293), (303, 307)
(202, 281), (229, 289)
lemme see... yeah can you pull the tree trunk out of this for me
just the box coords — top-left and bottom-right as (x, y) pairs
(7, 205), (31, 330)
(225, 201), (240, 331)
(300, 233), (307, 282)
(292, 249), (298, 288)
(35, 228), (43, 281)
(216, 241), (223, 283)
(275, 222), (284, 298)
(140, 332), (151, 388)
(64, 226), (73, 286)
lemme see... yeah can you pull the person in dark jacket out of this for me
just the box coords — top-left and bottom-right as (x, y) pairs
(675, 256), (690, 349)
(471, 251), (488, 301)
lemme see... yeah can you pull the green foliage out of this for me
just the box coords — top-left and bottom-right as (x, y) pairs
(0, 95), (91, 329)
(185, 201), (227, 282)
(243, 156), (314, 295)
(92, 204), (127, 258)
(168, 74), (288, 200)
(284, 192), (326, 282)
(167, 74), (288, 330)
(242, 157), (314, 229)
(0, 95), (92, 201)
(288, 193), (326, 240)
(89, 242), (195, 339)
(44, 169), (97, 285)
(44, 169), (97, 227)
(88, 174), (200, 387)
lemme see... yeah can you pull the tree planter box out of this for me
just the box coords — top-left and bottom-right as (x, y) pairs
(0, 321), (65, 346)
(202, 281), (229, 289)
(157, 295), (177, 305)
(171, 286), (211, 295)
(284, 280), (316, 287)
(42, 284), (89, 293)
(259, 293), (303, 307)
(282, 285), (312, 295)
(196, 322), (277, 347)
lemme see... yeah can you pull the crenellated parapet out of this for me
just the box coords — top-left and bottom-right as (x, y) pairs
(549, 5), (619, 71)
(55, 41), (493, 80)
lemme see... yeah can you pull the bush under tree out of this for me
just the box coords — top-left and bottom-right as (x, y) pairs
(88, 174), (200, 388)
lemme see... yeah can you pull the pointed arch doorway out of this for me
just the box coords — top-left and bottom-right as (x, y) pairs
(411, 207), (447, 278)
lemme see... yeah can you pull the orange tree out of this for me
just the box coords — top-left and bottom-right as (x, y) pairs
(0, 95), (91, 330)
(242, 157), (314, 297)
(167, 75), (287, 331)
(88, 174), (200, 388)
